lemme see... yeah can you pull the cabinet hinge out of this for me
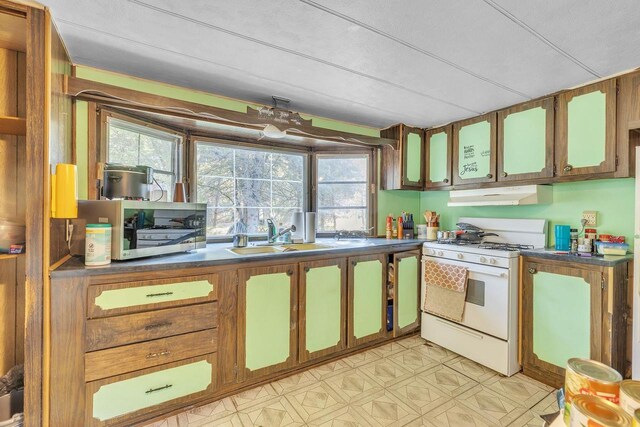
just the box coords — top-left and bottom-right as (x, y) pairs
(601, 276), (605, 290)
(233, 364), (239, 378)
(553, 164), (557, 176)
(616, 155), (619, 167)
(370, 183), (376, 194)
(235, 275), (239, 285)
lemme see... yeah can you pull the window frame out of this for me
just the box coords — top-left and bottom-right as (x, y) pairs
(312, 149), (377, 238)
(98, 108), (186, 200)
(191, 136), (311, 242)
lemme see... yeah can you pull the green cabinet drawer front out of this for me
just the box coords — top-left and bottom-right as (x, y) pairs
(458, 120), (491, 179)
(92, 358), (212, 422)
(406, 132), (422, 183)
(503, 107), (546, 175)
(397, 256), (419, 329)
(306, 265), (342, 353)
(94, 279), (215, 312)
(428, 131), (448, 182)
(533, 272), (590, 368)
(246, 272), (291, 371)
(568, 91), (606, 168)
(353, 260), (383, 339)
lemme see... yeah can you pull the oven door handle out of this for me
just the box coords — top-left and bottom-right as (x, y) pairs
(467, 269), (507, 278)
(434, 317), (484, 340)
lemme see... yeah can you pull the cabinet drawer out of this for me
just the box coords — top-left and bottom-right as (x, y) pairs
(86, 353), (216, 427)
(86, 303), (217, 352)
(87, 274), (217, 318)
(85, 329), (218, 382)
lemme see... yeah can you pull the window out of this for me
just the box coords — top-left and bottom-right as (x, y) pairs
(106, 116), (182, 200)
(316, 154), (371, 233)
(195, 140), (307, 237)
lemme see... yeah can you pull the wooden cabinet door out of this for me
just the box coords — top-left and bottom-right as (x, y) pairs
(556, 79), (617, 177)
(453, 113), (497, 185)
(498, 98), (554, 182)
(521, 258), (602, 387)
(425, 125), (452, 189)
(298, 258), (347, 362)
(402, 126), (425, 189)
(347, 254), (386, 348)
(615, 71), (640, 177)
(393, 251), (420, 337)
(380, 124), (424, 190)
(238, 264), (298, 381)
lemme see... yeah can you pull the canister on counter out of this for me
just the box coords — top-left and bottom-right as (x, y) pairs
(85, 223), (112, 267)
(564, 358), (623, 424)
(621, 380), (640, 416)
(570, 394), (632, 427)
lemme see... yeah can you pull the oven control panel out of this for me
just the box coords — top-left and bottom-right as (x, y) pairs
(422, 247), (512, 269)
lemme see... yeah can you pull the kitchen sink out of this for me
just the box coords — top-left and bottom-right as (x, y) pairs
(227, 242), (334, 255)
(227, 246), (286, 255)
(281, 243), (333, 251)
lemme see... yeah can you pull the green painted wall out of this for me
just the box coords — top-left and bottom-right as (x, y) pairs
(419, 178), (635, 247)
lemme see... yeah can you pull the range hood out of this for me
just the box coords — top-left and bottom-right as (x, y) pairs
(447, 185), (552, 207)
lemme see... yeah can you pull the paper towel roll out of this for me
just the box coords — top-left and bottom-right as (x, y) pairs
(305, 212), (316, 243)
(291, 211), (305, 241)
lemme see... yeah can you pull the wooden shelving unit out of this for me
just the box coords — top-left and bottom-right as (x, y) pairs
(0, 115), (26, 135)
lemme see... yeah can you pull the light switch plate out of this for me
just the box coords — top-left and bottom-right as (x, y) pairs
(582, 211), (597, 227)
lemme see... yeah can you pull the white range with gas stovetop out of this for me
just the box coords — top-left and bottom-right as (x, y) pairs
(421, 217), (547, 376)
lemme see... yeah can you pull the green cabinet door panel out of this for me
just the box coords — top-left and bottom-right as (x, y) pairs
(458, 120), (491, 179)
(397, 256), (419, 329)
(532, 272), (590, 368)
(503, 107), (546, 175)
(353, 260), (383, 339)
(245, 272), (291, 371)
(306, 265), (342, 353)
(94, 280), (214, 311)
(568, 91), (607, 168)
(428, 131), (448, 182)
(92, 359), (212, 421)
(406, 132), (422, 183)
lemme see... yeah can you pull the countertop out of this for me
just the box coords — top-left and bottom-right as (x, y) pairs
(520, 248), (633, 267)
(51, 238), (425, 278)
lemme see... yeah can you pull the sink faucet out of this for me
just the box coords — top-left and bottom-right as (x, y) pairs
(266, 219), (296, 244)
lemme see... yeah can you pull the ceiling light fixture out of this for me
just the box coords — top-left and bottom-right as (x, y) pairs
(261, 124), (287, 139)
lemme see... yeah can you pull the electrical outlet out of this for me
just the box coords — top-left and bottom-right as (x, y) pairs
(582, 211), (597, 227)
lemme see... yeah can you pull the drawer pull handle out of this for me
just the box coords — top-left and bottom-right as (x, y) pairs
(564, 164), (573, 172)
(144, 321), (173, 331)
(528, 268), (537, 274)
(145, 384), (173, 394)
(304, 267), (310, 273)
(146, 292), (174, 298)
(146, 350), (171, 359)
(286, 270), (293, 276)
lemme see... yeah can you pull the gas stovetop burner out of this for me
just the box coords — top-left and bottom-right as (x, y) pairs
(478, 242), (535, 251)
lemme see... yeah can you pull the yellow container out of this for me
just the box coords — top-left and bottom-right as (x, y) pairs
(621, 380), (640, 416)
(633, 408), (640, 427)
(570, 394), (632, 427)
(51, 163), (77, 219)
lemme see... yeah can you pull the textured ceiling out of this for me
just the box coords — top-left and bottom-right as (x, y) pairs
(42, 0), (640, 128)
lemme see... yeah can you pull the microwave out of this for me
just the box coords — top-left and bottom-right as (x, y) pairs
(76, 200), (207, 260)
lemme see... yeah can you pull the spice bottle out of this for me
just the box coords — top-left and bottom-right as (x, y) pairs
(397, 216), (403, 240)
(385, 214), (393, 239)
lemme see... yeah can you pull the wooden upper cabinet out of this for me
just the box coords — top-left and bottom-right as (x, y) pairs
(380, 124), (424, 190)
(555, 79), (617, 177)
(615, 71), (640, 178)
(453, 113), (497, 185)
(497, 98), (554, 182)
(424, 125), (452, 189)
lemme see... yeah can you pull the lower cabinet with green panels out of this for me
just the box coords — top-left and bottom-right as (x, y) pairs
(521, 256), (630, 388)
(48, 243), (422, 427)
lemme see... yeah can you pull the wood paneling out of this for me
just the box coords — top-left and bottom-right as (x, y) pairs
(217, 271), (238, 388)
(0, 258), (17, 375)
(25, 7), (46, 426)
(616, 71), (640, 178)
(0, 47), (19, 220)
